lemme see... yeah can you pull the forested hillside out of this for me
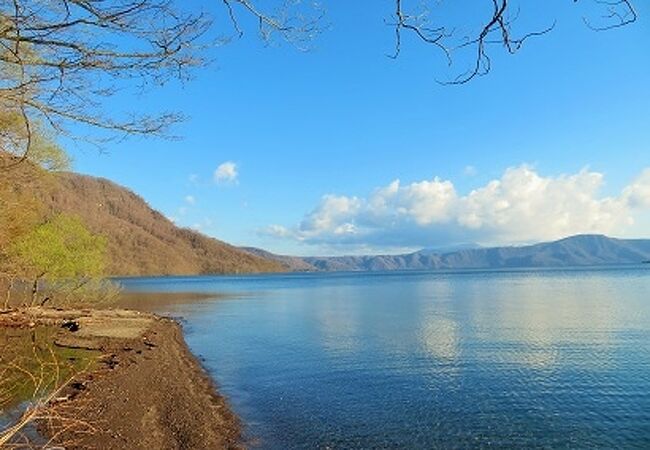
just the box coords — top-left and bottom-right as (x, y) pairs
(38, 173), (284, 276)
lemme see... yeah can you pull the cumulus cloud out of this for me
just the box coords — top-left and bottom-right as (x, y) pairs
(264, 165), (650, 250)
(623, 168), (650, 208)
(214, 161), (238, 184)
(184, 195), (196, 205)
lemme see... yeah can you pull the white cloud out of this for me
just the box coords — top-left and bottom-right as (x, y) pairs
(299, 195), (362, 236)
(265, 165), (650, 251)
(264, 224), (295, 239)
(623, 168), (650, 208)
(214, 161), (238, 184)
(185, 195), (196, 205)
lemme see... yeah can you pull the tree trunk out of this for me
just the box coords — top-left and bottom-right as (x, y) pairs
(30, 273), (45, 307)
(3, 276), (15, 310)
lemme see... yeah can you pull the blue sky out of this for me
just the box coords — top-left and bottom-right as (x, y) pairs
(67, 1), (650, 256)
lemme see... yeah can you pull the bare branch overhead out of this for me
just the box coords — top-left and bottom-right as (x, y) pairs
(386, 0), (636, 84)
(0, 0), (639, 168)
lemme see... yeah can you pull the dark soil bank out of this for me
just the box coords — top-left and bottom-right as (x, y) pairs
(0, 309), (241, 449)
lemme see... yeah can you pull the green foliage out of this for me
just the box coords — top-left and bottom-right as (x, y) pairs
(1, 129), (114, 308)
(0, 114), (70, 171)
(11, 214), (107, 281)
(1, 118), (68, 260)
(0, 182), (42, 256)
(27, 132), (71, 172)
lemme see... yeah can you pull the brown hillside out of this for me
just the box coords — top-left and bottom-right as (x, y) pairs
(18, 169), (285, 276)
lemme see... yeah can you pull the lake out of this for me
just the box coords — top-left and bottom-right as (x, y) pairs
(119, 267), (650, 449)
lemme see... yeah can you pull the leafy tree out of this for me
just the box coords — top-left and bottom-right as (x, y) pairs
(10, 214), (108, 306)
(0, 122), (69, 286)
(0, 183), (41, 308)
(0, 116), (98, 308)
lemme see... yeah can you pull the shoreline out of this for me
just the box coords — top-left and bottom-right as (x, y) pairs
(0, 308), (242, 449)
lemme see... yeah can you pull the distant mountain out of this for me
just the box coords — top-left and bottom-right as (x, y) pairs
(427, 235), (650, 269)
(418, 242), (483, 255)
(303, 253), (436, 272)
(245, 235), (650, 272)
(240, 247), (317, 272)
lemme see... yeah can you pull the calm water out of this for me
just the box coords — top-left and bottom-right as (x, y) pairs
(119, 267), (650, 449)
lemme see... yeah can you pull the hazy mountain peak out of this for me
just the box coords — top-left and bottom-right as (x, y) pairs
(249, 234), (650, 272)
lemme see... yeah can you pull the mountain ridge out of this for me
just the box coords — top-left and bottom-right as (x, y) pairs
(29, 171), (285, 276)
(243, 234), (650, 272)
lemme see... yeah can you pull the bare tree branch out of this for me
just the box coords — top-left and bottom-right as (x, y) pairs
(0, 0), (211, 164)
(583, 0), (637, 30)
(386, 0), (637, 84)
(0, 0), (640, 171)
(221, 0), (324, 50)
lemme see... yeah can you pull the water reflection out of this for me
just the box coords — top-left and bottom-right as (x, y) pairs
(0, 327), (98, 437)
(316, 297), (360, 355)
(119, 267), (650, 449)
(116, 290), (229, 313)
(415, 278), (461, 362)
(463, 275), (623, 371)
(420, 316), (460, 361)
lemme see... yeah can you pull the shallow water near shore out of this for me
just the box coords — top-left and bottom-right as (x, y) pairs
(0, 326), (98, 440)
(119, 266), (650, 449)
